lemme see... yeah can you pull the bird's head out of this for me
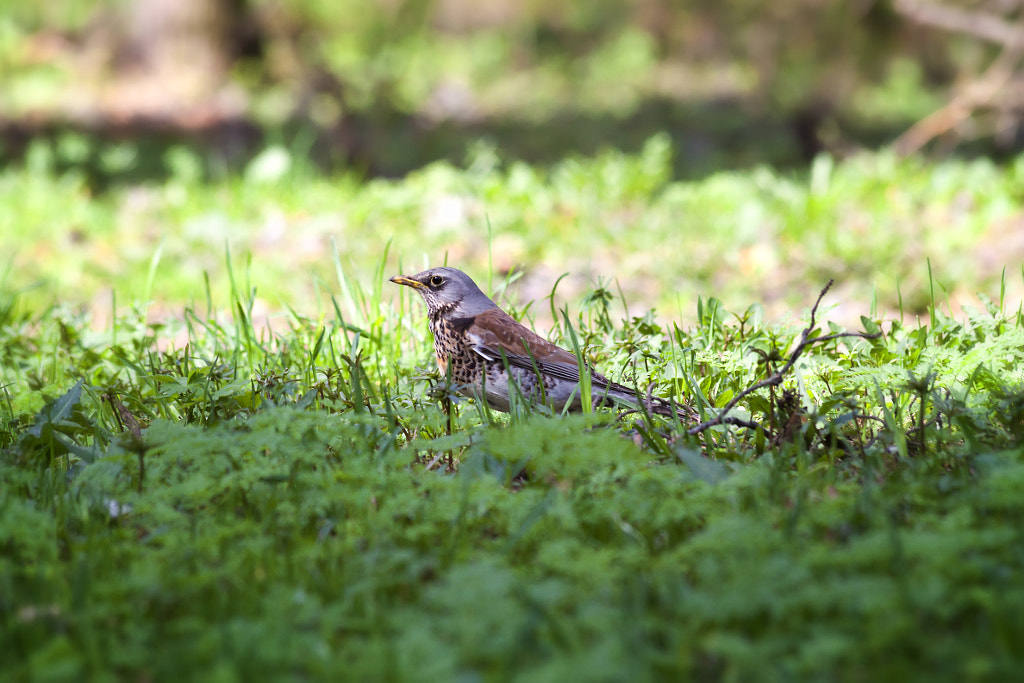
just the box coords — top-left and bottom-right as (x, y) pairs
(389, 267), (497, 318)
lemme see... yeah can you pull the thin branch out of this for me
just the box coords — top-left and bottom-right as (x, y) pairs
(907, 415), (942, 436)
(721, 416), (770, 433)
(688, 280), (882, 437)
(895, 44), (1024, 155)
(853, 413), (887, 426)
(894, 2), (1024, 155)
(894, 0), (1024, 48)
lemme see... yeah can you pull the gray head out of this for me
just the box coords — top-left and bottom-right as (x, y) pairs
(389, 267), (498, 318)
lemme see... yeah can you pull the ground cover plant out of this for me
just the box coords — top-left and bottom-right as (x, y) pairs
(4, 135), (1024, 327)
(3, 147), (1024, 680)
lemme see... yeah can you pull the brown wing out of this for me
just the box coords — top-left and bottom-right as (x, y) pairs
(465, 308), (633, 394)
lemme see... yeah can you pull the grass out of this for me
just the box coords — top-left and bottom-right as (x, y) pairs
(4, 135), (1023, 329)
(3, 143), (1024, 680)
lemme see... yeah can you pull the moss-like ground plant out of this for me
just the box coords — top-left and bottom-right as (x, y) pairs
(3, 240), (1024, 680)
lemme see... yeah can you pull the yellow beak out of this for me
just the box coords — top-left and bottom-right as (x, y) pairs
(389, 275), (426, 290)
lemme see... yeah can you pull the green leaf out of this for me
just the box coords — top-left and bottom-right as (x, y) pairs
(28, 380), (83, 437)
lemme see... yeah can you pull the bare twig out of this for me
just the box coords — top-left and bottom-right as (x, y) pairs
(894, 0), (1024, 47)
(894, 1), (1024, 155)
(895, 44), (1024, 155)
(720, 416), (769, 433)
(853, 413), (887, 426)
(907, 415), (942, 436)
(688, 280), (882, 437)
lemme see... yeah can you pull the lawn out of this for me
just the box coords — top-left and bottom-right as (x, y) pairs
(3, 141), (1024, 681)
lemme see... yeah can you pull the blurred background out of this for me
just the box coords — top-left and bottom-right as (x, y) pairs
(2, 0), (1023, 323)
(5, 0), (1024, 179)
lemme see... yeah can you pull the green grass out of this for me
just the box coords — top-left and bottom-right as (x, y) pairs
(4, 136), (1023, 329)
(3, 145), (1024, 680)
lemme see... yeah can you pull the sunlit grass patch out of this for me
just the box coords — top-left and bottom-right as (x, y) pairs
(3, 140), (1022, 329)
(3, 143), (1024, 679)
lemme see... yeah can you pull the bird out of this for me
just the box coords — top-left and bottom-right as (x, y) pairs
(390, 266), (690, 420)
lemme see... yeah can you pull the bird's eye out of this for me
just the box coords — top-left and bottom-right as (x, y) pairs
(429, 275), (445, 287)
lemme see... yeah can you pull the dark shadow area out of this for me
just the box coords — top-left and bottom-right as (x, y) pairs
(0, 96), (948, 192)
(3, 0), (1022, 191)
(4, 92), (1022, 193)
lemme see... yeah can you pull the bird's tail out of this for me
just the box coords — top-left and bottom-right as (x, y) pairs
(594, 383), (697, 424)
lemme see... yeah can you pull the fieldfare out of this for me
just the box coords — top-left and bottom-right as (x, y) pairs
(391, 266), (688, 419)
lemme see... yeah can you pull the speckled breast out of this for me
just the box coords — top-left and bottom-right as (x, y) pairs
(429, 316), (483, 386)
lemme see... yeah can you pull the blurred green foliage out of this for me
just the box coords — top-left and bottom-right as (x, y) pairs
(2, 259), (1024, 680)
(0, 0), (964, 178)
(3, 133), (1021, 327)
